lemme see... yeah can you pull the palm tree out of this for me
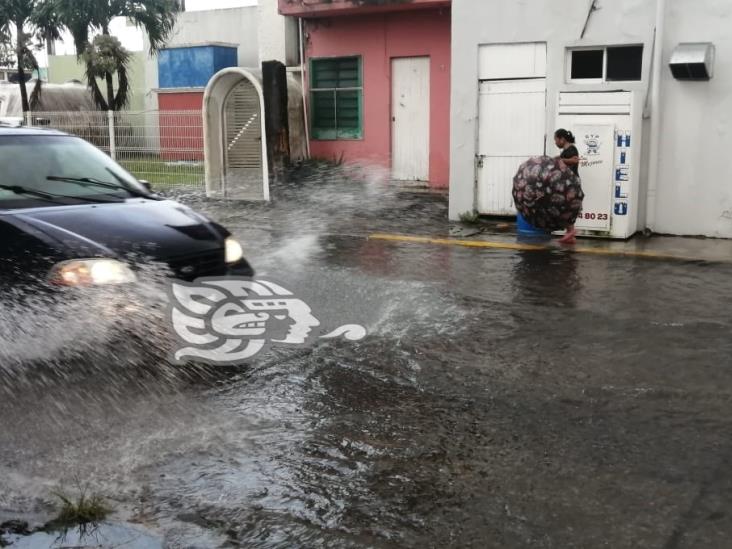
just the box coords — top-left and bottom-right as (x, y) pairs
(0, 0), (61, 112)
(83, 34), (132, 110)
(55, 0), (179, 111)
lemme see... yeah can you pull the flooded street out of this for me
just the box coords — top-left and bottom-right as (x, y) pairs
(2, 169), (732, 548)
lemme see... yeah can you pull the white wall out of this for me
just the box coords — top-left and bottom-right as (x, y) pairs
(187, 0), (258, 9)
(257, 0), (300, 66)
(654, 0), (732, 237)
(144, 6), (260, 110)
(451, 0), (732, 238)
(167, 6), (259, 65)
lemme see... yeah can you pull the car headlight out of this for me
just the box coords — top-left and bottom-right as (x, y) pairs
(225, 237), (244, 264)
(49, 259), (137, 286)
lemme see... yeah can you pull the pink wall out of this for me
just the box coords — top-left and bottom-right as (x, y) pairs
(304, 9), (451, 187)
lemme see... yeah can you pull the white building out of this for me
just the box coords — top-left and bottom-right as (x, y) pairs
(449, 0), (732, 238)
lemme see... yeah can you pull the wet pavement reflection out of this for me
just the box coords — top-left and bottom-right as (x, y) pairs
(2, 168), (732, 548)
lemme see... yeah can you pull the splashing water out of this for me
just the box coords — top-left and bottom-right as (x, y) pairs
(0, 162), (473, 547)
(0, 263), (171, 375)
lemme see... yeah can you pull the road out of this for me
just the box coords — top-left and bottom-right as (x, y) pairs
(2, 168), (732, 548)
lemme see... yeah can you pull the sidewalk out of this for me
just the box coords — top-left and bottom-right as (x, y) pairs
(371, 221), (732, 263)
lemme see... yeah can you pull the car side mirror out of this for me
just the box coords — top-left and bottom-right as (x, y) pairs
(139, 180), (153, 193)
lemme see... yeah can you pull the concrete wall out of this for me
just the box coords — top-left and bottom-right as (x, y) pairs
(47, 52), (147, 111)
(167, 7), (259, 68)
(259, 0), (300, 66)
(304, 8), (451, 187)
(145, 7), (260, 110)
(654, 0), (732, 237)
(450, 0), (732, 238)
(203, 68), (270, 200)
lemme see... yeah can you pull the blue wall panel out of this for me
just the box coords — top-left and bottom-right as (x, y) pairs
(214, 47), (239, 75)
(158, 45), (238, 89)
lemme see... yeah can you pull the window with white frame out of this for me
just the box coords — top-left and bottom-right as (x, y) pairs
(567, 45), (643, 82)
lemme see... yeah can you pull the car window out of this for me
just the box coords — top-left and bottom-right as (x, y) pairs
(0, 135), (147, 208)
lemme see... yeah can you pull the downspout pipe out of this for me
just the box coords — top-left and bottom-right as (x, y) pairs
(299, 17), (311, 158)
(645, 0), (666, 233)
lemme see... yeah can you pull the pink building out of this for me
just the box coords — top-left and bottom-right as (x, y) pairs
(279, 0), (451, 188)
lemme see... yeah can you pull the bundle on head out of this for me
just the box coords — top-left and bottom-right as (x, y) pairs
(512, 156), (585, 231)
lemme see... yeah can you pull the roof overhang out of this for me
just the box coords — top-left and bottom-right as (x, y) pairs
(278, 0), (451, 18)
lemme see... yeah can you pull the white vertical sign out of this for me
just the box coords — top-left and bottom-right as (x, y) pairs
(573, 124), (615, 231)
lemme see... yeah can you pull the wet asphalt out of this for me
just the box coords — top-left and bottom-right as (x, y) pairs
(2, 166), (732, 548)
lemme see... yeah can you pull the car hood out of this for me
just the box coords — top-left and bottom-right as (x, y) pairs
(9, 199), (227, 260)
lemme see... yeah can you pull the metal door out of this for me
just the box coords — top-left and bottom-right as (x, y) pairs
(476, 78), (547, 215)
(391, 57), (430, 181)
(223, 79), (265, 200)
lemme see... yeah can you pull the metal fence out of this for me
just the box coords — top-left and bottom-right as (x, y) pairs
(25, 110), (205, 190)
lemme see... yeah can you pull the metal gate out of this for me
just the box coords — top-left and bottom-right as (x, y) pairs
(223, 79), (266, 200)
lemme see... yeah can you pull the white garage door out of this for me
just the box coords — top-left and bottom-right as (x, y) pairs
(476, 43), (547, 216)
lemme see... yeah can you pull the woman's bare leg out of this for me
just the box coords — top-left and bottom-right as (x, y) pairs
(558, 225), (577, 244)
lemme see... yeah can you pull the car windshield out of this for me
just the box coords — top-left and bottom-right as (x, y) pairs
(0, 134), (148, 209)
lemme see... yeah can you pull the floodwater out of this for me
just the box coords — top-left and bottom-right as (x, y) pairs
(2, 165), (732, 548)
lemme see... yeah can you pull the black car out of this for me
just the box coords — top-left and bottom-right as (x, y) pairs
(0, 126), (253, 292)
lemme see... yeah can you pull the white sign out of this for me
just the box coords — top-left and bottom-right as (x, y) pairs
(573, 124), (615, 231)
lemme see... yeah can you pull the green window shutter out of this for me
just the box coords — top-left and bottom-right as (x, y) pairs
(312, 90), (337, 140)
(311, 57), (363, 140)
(335, 90), (361, 139)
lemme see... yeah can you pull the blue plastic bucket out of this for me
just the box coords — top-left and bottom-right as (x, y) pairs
(516, 212), (550, 237)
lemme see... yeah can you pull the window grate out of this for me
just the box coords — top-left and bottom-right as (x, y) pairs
(310, 56), (363, 140)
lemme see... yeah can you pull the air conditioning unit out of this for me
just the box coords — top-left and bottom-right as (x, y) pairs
(669, 43), (715, 80)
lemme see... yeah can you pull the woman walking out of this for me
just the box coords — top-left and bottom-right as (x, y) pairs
(512, 131), (584, 242)
(554, 129), (581, 244)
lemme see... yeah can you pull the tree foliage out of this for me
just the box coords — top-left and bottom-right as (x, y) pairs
(83, 34), (131, 110)
(54, 0), (180, 111)
(0, 0), (61, 112)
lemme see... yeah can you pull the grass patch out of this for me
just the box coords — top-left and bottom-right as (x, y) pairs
(459, 210), (481, 225)
(48, 488), (111, 532)
(119, 158), (204, 188)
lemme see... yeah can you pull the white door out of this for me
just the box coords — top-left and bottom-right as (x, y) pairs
(476, 78), (547, 215)
(476, 42), (547, 215)
(391, 57), (430, 181)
